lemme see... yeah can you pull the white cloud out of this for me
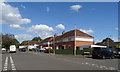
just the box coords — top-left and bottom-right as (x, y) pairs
(112, 37), (118, 42)
(21, 5), (26, 9)
(55, 24), (65, 30)
(115, 27), (118, 30)
(46, 7), (50, 12)
(70, 5), (82, 12)
(9, 24), (24, 30)
(80, 29), (94, 34)
(26, 24), (54, 39)
(15, 34), (32, 41)
(0, 2), (31, 24)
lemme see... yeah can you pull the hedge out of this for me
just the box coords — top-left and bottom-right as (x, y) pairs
(55, 49), (92, 55)
(55, 50), (73, 55)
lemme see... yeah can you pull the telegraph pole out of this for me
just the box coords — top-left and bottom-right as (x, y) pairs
(74, 24), (76, 56)
(53, 36), (55, 55)
(107, 35), (112, 48)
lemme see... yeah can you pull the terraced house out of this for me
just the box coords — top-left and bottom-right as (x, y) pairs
(38, 29), (94, 50)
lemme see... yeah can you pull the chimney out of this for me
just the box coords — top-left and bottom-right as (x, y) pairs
(38, 40), (40, 42)
(62, 31), (65, 35)
(54, 34), (58, 37)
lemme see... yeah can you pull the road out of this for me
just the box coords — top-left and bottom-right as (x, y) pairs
(1, 51), (119, 72)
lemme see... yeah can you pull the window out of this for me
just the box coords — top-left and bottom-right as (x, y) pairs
(68, 45), (71, 49)
(68, 38), (71, 41)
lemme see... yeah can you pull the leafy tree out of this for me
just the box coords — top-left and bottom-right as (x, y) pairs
(32, 37), (42, 41)
(21, 40), (29, 43)
(2, 34), (19, 49)
(116, 44), (120, 48)
(102, 37), (114, 43)
(11, 39), (19, 48)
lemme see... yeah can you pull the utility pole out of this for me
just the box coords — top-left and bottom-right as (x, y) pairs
(53, 36), (55, 55)
(74, 24), (76, 56)
(107, 35), (112, 48)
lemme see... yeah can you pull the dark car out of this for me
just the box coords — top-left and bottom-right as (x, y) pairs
(92, 47), (114, 59)
(19, 48), (26, 52)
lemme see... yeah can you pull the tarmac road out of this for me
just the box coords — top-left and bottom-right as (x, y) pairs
(1, 51), (119, 72)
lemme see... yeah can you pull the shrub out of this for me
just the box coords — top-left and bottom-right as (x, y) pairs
(55, 49), (73, 55)
(48, 48), (54, 53)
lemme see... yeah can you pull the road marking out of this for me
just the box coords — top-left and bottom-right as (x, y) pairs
(3, 57), (8, 71)
(10, 55), (16, 70)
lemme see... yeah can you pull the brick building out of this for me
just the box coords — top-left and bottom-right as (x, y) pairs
(38, 29), (94, 50)
(20, 41), (39, 50)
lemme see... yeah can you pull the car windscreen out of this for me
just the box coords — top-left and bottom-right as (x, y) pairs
(93, 47), (101, 51)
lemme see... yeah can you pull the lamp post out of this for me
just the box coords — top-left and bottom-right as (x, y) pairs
(74, 24), (76, 56)
(107, 35), (112, 48)
(53, 36), (55, 55)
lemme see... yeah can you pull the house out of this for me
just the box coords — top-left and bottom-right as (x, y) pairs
(54, 29), (94, 50)
(95, 42), (120, 48)
(38, 29), (94, 50)
(39, 37), (53, 49)
(20, 40), (39, 50)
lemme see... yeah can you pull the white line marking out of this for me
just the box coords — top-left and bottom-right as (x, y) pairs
(3, 57), (8, 71)
(10, 55), (16, 70)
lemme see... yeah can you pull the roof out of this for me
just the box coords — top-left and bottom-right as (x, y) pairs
(38, 29), (94, 45)
(95, 42), (120, 47)
(56, 29), (94, 40)
(20, 41), (38, 45)
(39, 37), (53, 45)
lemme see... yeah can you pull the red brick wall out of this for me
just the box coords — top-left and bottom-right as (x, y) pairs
(39, 41), (93, 50)
(55, 41), (74, 49)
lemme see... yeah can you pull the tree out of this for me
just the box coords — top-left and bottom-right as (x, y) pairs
(11, 39), (20, 48)
(102, 37), (114, 43)
(32, 37), (42, 41)
(116, 44), (120, 48)
(2, 34), (19, 49)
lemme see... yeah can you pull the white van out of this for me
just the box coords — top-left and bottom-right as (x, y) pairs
(9, 45), (16, 53)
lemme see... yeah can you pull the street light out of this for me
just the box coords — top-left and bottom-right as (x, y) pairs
(53, 36), (55, 55)
(107, 35), (112, 48)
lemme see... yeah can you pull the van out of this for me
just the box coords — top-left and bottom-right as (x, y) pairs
(9, 45), (16, 53)
(92, 47), (114, 59)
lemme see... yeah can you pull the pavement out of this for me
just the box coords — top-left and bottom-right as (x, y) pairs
(1, 51), (119, 72)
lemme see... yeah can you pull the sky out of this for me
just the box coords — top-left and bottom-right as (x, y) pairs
(1, 2), (118, 43)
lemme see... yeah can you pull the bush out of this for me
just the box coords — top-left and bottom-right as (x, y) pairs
(48, 48), (54, 53)
(76, 50), (84, 55)
(55, 49), (73, 55)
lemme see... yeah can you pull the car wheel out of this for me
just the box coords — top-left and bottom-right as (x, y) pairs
(102, 56), (105, 59)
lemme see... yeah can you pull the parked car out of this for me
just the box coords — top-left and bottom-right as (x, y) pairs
(2, 48), (6, 54)
(19, 48), (26, 52)
(92, 47), (114, 59)
(40, 47), (46, 51)
(44, 49), (49, 53)
(114, 48), (120, 58)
